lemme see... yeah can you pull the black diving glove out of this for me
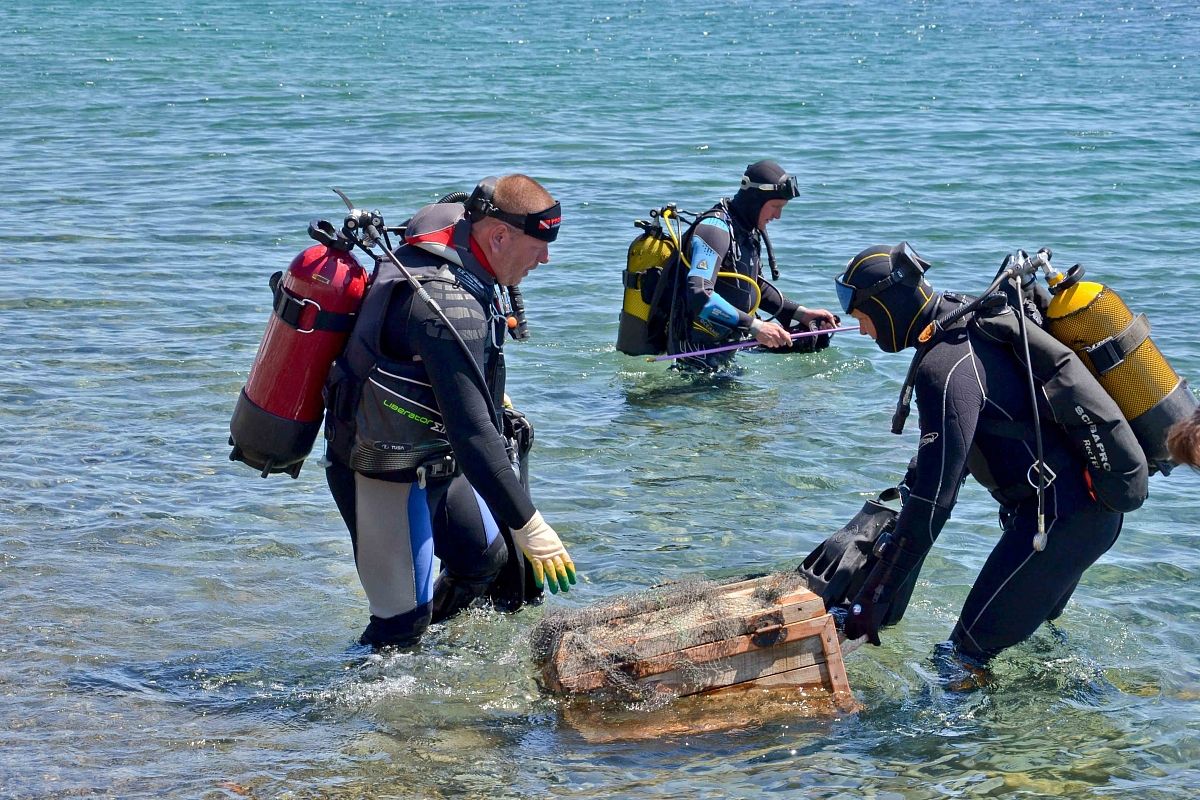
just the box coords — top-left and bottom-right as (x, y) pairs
(843, 533), (926, 646)
(793, 320), (831, 353)
(843, 562), (893, 646)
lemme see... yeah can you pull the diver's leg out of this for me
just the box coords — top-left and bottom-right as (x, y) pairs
(951, 493), (1121, 661)
(325, 460), (359, 557)
(350, 473), (436, 648)
(427, 474), (508, 624)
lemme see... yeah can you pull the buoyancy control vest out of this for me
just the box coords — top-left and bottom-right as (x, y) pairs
(969, 305), (1149, 512)
(898, 296), (1149, 514)
(616, 201), (776, 355)
(703, 202), (761, 311)
(324, 203), (507, 482)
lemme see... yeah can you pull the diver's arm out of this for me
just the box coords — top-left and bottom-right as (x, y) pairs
(404, 299), (537, 530)
(844, 354), (983, 643)
(684, 219), (754, 330)
(758, 279), (799, 323)
(892, 357), (984, 553)
(760, 278), (839, 330)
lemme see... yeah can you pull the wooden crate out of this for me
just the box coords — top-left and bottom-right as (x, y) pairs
(538, 574), (852, 704)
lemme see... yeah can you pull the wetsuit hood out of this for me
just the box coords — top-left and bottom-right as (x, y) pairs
(838, 243), (937, 353)
(729, 160), (798, 230)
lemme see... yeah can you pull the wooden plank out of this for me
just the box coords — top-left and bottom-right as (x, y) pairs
(816, 615), (852, 699)
(547, 590), (826, 687)
(561, 671), (854, 744)
(553, 574), (814, 631)
(707, 662), (830, 691)
(635, 618), (832, 697)
(556, 614), (833, 694)
(706, 662), (860, 713)
(552, 577), (759, 629)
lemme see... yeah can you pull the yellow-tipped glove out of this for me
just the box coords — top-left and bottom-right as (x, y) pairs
(512, 511), (577, 594)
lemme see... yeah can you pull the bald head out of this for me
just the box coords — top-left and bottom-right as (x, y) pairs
(468, 173), (557, 286)
(492, 174), (555, 215)
(470, 174), (558, 241)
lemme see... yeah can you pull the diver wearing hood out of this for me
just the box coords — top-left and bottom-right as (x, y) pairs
(832, 243), (1125, 664)
(667, 160), (839, 371)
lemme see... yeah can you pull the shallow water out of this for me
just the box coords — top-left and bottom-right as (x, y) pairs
(2, 1), (1199, 797)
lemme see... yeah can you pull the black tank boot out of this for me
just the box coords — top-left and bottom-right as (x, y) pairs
(429, 573), (496, 624)
(359, 604), (431, 649)
(430, 535), (508, 624)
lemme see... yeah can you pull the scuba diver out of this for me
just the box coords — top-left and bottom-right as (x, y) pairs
(666, 160), (839, 371)
(825, 242), (1145, 665)
(322, 174), (577, 649)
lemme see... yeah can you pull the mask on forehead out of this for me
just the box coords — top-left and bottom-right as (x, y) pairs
(466, 177), (561, 243)
(729, 160), (799, 227)
(835, 242), (934, 353)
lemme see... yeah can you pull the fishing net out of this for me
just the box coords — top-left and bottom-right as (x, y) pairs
(530, 571), (813, 710)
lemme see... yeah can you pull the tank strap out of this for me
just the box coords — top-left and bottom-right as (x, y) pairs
(270, 271), (358, 333)
(622, 270), (644, 290)
(1086, 313), (1150, 375)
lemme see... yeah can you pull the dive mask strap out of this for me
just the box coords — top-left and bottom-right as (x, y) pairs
(486, 202), (561, 243)
(466, 176), (561, 243)
(740, 173), (800, 200)
(836, 241), (930, 314)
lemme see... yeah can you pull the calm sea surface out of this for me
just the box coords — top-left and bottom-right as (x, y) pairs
(3, 1), (1199, 797)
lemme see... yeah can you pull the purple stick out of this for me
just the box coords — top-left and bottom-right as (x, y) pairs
(648, 325), (859, 362)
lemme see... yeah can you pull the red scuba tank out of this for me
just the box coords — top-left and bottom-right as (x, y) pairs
(229, 220), (367, 478)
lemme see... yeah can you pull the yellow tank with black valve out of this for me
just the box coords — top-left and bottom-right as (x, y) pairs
(616, 207), (681, 356)
(1043, 264), (1197, 474)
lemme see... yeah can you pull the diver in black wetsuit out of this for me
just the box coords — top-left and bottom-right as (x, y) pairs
(322, 174), (576, 649)
(667, 160), (839, 371)
(833, 243), (1125, 663)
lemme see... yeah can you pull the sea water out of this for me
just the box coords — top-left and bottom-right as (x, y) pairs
(2, 1), (1198, 797)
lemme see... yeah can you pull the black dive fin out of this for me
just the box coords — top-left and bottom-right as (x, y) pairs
(798, 487), (901, 610)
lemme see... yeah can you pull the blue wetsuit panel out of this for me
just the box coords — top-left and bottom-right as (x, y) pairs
(688, 221), (724, 281)
(407, 483), (437, 605)
(471, 487), (500, 547)
(690, 219), (741, 327)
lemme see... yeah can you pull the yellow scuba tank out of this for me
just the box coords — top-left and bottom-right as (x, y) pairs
(616, 205), (686, 356)
(1043, 261), (1198, 474)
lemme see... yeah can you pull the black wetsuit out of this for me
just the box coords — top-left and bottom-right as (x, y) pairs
(323, 208), (535, 647)
(667, 202), (799, 371)
(878, 297), (1123, 661)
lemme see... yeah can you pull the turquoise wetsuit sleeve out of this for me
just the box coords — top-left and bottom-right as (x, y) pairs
(686, 218), (753, 330)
